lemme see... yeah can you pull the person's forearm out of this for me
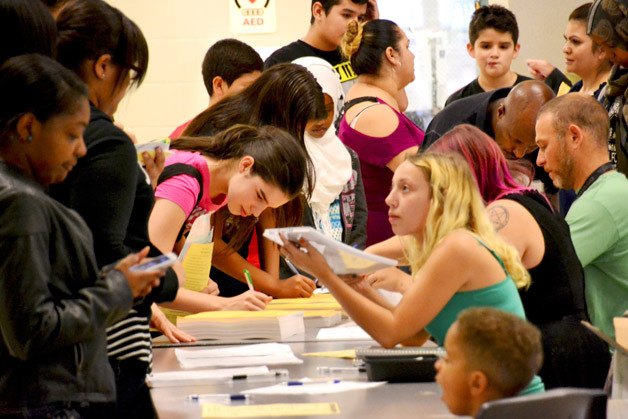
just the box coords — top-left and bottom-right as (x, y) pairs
(159, 288), (226, 312)
(356, 282), (397, 310)
(366, 236), (407, 262)
(320, 271), (403, 348)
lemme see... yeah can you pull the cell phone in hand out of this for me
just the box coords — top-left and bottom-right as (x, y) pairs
(130, 252), (177, 272)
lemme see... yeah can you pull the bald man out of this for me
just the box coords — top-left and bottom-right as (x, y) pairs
(423, 80), (555, 158)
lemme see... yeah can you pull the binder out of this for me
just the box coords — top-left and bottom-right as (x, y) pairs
(355, 346), (445, 383)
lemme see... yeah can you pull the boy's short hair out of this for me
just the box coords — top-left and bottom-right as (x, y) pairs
(456, 308), (543, 397)
(201, 38), (263, 96)
(468, 5), (519, 45)
(310, 0), (369, 24)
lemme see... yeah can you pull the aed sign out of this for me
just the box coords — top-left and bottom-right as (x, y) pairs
(230, 0), (276, 34)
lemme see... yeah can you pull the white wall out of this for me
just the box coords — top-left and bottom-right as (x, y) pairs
(508, 0), (586, 77)
(108, 0), (582, 140)
(107, 0), (309, 141)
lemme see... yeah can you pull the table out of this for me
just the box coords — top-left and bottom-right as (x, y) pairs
(150, 338), (457, 419)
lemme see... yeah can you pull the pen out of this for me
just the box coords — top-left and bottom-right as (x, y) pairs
(243, 269), (254, 291)
(284, 257), (319, 284)
(186, 393), (253, 403)
(283, 257), (300, 276)
(285, 379), (341, 386)
(231, 369), (289, 381)
(317, 366), (366, 375)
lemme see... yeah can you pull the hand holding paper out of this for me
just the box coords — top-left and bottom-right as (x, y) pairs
(264, 227), (397, 275)
(279, 234), (334, 283)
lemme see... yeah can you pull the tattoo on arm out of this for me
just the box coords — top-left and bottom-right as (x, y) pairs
(488, 205), (510, 232)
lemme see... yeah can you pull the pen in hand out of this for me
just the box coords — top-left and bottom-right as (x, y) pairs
(284, 257), (300, 276)
(243, 269), (254, 291)
(284, 257), (319, 285)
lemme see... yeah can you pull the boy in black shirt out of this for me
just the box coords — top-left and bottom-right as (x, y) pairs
(445, 5), (530, 107)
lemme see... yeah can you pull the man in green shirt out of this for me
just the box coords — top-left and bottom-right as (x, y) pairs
(535, 94), (628, 339)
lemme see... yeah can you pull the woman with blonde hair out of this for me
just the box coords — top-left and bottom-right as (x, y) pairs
(338, 18), (424, 246)
(280, 152), (544, 394)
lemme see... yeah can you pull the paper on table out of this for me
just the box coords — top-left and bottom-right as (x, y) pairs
(301, 349), (356, 359)
(162, 213), (214, 322)
(242, 380), (386, 395)
(146, 366), (270, 387)
(202, 402), (340, 418)
(316, 322), (372, 341)
(175, 343), (303, 369)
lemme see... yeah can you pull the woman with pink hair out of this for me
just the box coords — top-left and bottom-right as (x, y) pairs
(429, 124), (610, 389)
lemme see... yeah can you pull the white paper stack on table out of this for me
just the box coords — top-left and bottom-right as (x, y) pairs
(175, 342), (303, 369)
(263, 227), (397, 275)
(176, 310), (304, 341)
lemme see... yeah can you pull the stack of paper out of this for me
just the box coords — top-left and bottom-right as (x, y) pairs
(175, 343), (303, 369)
(265, 295), (343, 327)
(176, 311), (305, 341)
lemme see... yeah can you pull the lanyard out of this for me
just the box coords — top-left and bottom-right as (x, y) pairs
(575, 162), (616, 199)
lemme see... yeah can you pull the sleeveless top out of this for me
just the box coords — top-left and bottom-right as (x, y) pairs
(503, 191), (611, 389)
(424, 238), (545, 395)
(502, 191), (588, 324)
(338, 98), (424, 246)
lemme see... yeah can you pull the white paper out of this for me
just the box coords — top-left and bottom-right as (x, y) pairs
(146, 366), (269, 388)
(263, 227), (397, 275)
(175, 343), (303, 369)
(176, 343), (292, 359)
(178, 213), (213, 261)
(242, 380), (386, 395)
(316, 322), (372, 341)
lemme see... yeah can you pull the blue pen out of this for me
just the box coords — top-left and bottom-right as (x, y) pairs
(283, 257), (300, 275)
(285, 379), (341, 386)
(284, 257), (319, 285)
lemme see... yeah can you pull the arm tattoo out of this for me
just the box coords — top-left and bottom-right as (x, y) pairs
(488, 205), (510, 232)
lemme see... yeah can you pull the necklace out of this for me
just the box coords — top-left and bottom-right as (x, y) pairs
(575, 162), (616, 199)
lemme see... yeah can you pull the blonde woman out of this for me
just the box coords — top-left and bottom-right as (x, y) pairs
(279, 153), (544, 394)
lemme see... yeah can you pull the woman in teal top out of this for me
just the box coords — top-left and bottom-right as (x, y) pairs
(280, 152), (543, 395)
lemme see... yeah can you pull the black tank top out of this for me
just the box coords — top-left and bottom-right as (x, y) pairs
(503, 191), (588, 324)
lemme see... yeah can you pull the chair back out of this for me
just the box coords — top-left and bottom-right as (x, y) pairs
(476, 388), (607, 419)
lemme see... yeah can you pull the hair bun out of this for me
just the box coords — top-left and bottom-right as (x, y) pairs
(341, 19), (363, 59)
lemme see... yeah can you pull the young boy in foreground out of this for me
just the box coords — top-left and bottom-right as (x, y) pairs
(435, 307), (543, 417)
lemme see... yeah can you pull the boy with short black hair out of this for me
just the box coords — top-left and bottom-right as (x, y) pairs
(445, 5), (530, 106)
(170, 38), (263, 138)
(264, 0), (373, 92)
(435, 307), (543, 417)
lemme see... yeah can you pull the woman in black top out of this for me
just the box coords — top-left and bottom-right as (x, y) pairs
(0, 54), (162, 418)
(50, 1), (178, 416)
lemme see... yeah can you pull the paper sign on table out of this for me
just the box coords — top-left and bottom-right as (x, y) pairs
(202, 402), (340, 418)
(301, 349), (356, 359)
